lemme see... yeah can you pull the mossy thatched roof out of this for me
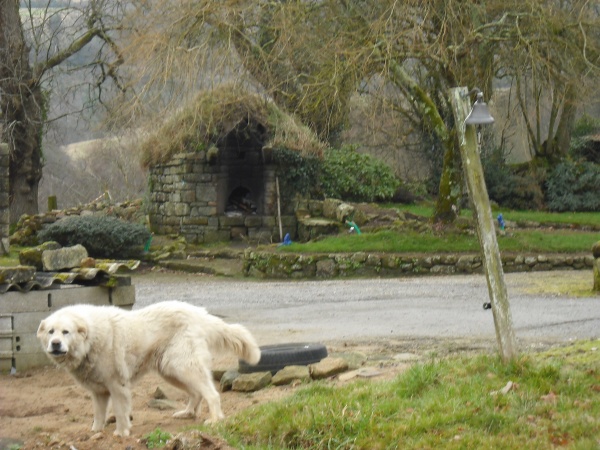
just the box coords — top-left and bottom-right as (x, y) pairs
(140, 85), (326, 167)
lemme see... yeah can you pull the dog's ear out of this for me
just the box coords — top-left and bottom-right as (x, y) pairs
(77, 324), (88, 339)
(37, 320), (46, 338)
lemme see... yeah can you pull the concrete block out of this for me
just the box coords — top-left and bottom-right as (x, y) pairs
(111, 286), (136, 307)
(13, 311), (50, 333)
(50, 286), (111, 309)
(0, 291), (51, 314)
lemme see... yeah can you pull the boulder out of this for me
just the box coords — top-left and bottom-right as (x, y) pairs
(42, 244), (88, 271)
(220, 370), (240, 392)
(272, 365), (311, 386)
(592, 241), (600, 259)
(232, 372), (272, 392)
(19, 241), (62, 270)
(309, 357), (349, 380)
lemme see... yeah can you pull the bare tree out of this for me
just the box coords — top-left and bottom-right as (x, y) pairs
(112, 1), (599, 221)
(0, 0), (125, 223)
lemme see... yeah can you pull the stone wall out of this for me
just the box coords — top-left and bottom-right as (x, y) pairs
(243, 251), (595, 279)
(148, 152), (297, 244)
(0, 140), (9, 255)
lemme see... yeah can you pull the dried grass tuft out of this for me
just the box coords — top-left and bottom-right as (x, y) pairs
(139, 85), (325, 167)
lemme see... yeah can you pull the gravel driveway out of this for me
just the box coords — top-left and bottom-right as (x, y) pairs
(132, 270), (600, 352)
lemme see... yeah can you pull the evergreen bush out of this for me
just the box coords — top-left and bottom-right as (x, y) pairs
(320, 146), (400, 202)
(273, 148), (320, 202)
(37, 215), (151, 258)
(546, 160), (600, 212)
(482, 148), (545, 210)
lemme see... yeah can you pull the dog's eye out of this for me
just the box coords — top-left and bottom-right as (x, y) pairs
(62, 330), (69, 335)
(49, 329), (54, 334)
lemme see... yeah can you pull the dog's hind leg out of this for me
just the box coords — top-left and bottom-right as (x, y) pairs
(91, 392), (110, 432)
(166, 365), (224, 422)
(160, 344), (224, 423)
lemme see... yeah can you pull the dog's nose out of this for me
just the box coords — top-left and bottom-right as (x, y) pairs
(51, 341), (62, 350)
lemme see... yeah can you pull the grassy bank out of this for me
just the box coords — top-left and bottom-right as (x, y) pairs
(281, 229), (598, 254)
(392, 205), (600, 228)
(215, 341), (600, 449)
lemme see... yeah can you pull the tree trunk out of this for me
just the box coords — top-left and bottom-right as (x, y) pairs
(553, 84), (577, 157)
(0, 0), (44, 224)
(433, 136), (462, 224)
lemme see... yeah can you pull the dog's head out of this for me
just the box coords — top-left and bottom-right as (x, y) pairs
(37, 310), (88, 368)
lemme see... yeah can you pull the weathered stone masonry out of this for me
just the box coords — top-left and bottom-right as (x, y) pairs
(148, 152), (297, 244)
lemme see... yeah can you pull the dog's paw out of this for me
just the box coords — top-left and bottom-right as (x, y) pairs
(114, 428), (131, 437)
(204, 413), (225, 424)
(173, 410), (196, 419)
(91, 422), (105, 432)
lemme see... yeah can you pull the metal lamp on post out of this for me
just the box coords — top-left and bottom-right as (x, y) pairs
(449, 86), (518, 363)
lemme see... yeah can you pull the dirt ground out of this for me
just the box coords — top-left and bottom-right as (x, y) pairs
(0, 340), (424, 450)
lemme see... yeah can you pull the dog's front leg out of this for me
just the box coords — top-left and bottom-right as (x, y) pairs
(91, 392), (110, 432)
(109, 384), (133, 437)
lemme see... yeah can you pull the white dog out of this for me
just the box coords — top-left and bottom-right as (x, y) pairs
(37, 301), (260, 437)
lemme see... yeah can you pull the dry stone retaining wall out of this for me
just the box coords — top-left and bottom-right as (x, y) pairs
(243, 251), (595, 279)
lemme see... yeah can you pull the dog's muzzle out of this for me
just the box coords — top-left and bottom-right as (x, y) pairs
(49, 340), (67, 356)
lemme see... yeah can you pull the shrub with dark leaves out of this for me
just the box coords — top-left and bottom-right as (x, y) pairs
(320, 146), (400, 202)
(546, 160), (600, 212)
(37, 215), (151, 259)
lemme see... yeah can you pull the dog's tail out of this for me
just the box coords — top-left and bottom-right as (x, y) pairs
(212, 323), (261, 365)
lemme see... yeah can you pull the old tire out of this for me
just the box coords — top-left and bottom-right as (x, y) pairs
(239, 342), (328, 374)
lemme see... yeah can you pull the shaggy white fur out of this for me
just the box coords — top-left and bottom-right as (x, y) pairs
(37, 301), (260, 436)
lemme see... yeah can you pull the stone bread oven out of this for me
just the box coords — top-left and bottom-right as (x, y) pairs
(143, 87), (325, 244)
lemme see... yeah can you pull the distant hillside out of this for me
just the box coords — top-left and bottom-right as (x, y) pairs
(39, 136), (148, 209)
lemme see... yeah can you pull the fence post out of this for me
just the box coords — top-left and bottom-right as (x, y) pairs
(449, 87), (518, 363)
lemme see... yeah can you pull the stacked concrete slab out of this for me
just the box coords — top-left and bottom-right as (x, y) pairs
(0, 284), (135, 372)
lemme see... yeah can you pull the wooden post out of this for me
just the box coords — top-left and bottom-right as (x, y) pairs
(48, 195), (57, 211)
(275, 177), (283, 241)
(449, 87), (518, 363)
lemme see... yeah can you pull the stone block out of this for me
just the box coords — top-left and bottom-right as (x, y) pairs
(309, 357), (348, 380)
(232, 371), (272, 392)
(244, 216), (263, 227)
(322, 198), (343, 220)
(42, 244), (88, 271)
(19, 241), (62, 270)
(272, 365), (310, 386)
(230, 227), (247, 240)
(220, 215), (245, 227)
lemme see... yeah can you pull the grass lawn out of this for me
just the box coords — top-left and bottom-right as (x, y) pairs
(280, 229), (598, 254)
(213, 341), (600, 449)
(392, 204), (600, 228)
